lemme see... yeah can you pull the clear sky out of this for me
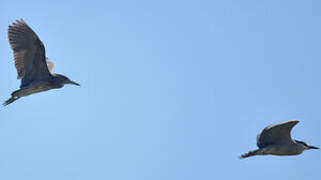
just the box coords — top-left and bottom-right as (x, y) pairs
(0, 0), (320, 179)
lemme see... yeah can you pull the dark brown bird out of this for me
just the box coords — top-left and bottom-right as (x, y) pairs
(4, 19), (79, 106)
(240, 120), (319, 159)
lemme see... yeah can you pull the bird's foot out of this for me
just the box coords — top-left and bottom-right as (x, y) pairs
(3, 96), (19, 106)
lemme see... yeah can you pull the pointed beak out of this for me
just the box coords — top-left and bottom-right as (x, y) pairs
(308, 145), (319, 150)
(69, 80), (80, 86)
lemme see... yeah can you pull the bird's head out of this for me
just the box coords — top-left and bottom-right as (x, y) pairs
(295, 140), (319, 150)
(55, 74), (80, 86)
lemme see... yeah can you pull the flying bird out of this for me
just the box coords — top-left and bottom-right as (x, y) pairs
(240, 120), (318, 159)
(4, 19), (80, 106)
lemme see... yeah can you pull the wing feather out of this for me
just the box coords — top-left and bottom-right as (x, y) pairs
(8, 19), (51, 87)
(257, 120), (299, 148)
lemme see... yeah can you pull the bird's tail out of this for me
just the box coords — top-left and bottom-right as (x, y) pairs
(240, 149), (260, 159)
(3, 96), (19, 106)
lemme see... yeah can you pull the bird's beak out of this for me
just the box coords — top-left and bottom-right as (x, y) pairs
(69, 80), (80, 86)
(308, 145), (319, 149)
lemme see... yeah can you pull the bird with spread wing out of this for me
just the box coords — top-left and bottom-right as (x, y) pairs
(240, 120), (318, 158)
(4, 19), (80, 106)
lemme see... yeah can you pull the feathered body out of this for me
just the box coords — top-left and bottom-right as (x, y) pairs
(4, 19), (79, 106)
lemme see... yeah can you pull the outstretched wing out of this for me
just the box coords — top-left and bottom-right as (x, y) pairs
(256, 120), (299, 148)
(8, 19), (51, 88)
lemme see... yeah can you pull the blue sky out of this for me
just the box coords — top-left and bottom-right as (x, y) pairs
(0, 0), (320, 179)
